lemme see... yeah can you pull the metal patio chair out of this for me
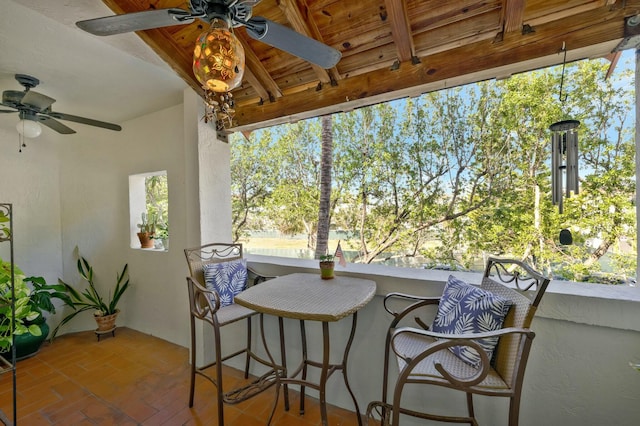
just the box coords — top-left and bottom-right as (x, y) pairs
(368, 257), (550, 425)
(184, 242), (288, 425)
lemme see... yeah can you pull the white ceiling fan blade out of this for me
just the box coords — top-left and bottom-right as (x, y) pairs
(22, 91), (55, 111)
(47, 112), (121, 131)
(76, 9), (195, 36)
(36, 116), (76, 134)
(245, 17), (341, 69)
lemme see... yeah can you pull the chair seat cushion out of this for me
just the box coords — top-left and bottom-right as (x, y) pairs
(432, 275), (512, 367)
(217, 303), (256, 325)
(203, 258), (248, 307)
(393, 330), (508, 390)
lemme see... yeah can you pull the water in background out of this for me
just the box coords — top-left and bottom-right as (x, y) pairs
(242, 231), (479, 271)
(242, 231), (636, 283)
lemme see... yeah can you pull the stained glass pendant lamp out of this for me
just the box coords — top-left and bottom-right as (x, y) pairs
(193, 18), (245, 93)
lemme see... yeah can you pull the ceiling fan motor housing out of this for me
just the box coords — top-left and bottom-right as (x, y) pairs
(15, 74), (39, 90)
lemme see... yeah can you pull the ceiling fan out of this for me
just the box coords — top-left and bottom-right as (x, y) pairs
(76, 0), (342, 83)
(0, 74), (122, 135)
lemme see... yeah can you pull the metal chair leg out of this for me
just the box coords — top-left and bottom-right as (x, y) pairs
(244, 317), (252, 379)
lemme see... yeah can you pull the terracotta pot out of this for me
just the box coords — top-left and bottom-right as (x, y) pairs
(137, 232), (154, 248)
(319, 261), (335, 280)
(94, 310), (119, 332)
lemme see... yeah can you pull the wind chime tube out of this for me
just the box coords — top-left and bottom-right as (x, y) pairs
(566, 128), (579, 196)
(551, 132), (559, 206)
(566, 132), (574, 197)
(557, 141), (564, 214)
(552, 132), (564, 213)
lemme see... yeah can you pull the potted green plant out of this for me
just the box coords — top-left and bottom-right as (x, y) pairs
(0, 258), (49, 358)
(137, 212), (157, 248)
(319, 254), (335, 280)
(52, 254), (130, 340)
(25, 276), (73, 321)
(15, 275), (74, 357)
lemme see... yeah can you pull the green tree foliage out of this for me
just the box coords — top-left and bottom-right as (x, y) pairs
(145, 174), (168, 234)
(230, 129), (279, 241)
(231, 120), (323, 248)
(230, 57), (636, 282)
(332, 93), (506, 264)
(462, 60), (636, 281)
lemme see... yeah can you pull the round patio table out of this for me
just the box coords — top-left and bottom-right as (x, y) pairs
(235, 272), (377, 426)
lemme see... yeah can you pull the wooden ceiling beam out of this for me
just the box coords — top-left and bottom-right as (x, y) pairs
(241, 67), (270, 102)
(101, 1), (631, 132)
(384, 0), (416, 63)
(237, 32), (283, 100)
(233, 8), (624, 130)
(277, 0), (338, 83)
(502, 0), (526, 33)
(415, 29), (499, 60)
(526, 1), (610, 27)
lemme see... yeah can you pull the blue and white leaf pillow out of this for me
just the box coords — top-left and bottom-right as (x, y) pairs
(432, 275), (512, 368)
(203, 258), (248, 307)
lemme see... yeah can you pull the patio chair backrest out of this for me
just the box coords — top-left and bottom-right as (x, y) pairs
(184, 242), (243, 287)
(481, 257), (550, 388)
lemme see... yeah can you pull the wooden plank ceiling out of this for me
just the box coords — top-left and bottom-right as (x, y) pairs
(101, 0), (636, 132)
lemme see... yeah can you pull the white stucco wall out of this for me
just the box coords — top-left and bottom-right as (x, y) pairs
(51, 87), (230, 349)
(55, 94), (181, 348)
(42, 88), (203, 348)
(0, 86), (230, 349)
(0, 127), (63, 282)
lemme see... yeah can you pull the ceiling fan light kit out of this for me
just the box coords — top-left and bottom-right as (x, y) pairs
(193, 18), (245, 93)
(16, 119), (42, 138)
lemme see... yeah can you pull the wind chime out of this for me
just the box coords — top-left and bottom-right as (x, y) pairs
(550, 119), (580, 215)
(550, 43), (580, 246)
(550, 42), (580, 216)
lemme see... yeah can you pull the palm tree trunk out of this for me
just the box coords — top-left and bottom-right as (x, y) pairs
(315, 115), (333, 259)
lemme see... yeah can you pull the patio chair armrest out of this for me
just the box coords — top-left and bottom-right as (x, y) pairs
(187, 275), (221, 318)
(390, 326), (534, 388)
(393, 326), (534, 342)
(384, 292), (440, 329)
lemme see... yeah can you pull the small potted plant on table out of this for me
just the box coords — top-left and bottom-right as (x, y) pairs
(319, 254), (335, 280)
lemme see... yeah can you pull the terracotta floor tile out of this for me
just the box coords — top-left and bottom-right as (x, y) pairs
(0, 328), (364, 425)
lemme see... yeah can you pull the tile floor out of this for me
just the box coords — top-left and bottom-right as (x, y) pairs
(0, 327), (366, 425)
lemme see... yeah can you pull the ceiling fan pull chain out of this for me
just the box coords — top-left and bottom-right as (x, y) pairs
(18, 132), (26, 153)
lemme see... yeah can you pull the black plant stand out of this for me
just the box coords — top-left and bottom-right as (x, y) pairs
(0, 203), (17, 425)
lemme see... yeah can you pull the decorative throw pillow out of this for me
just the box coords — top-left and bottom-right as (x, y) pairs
(203, 258), (248, 307)
(432, 275), (512, 368)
